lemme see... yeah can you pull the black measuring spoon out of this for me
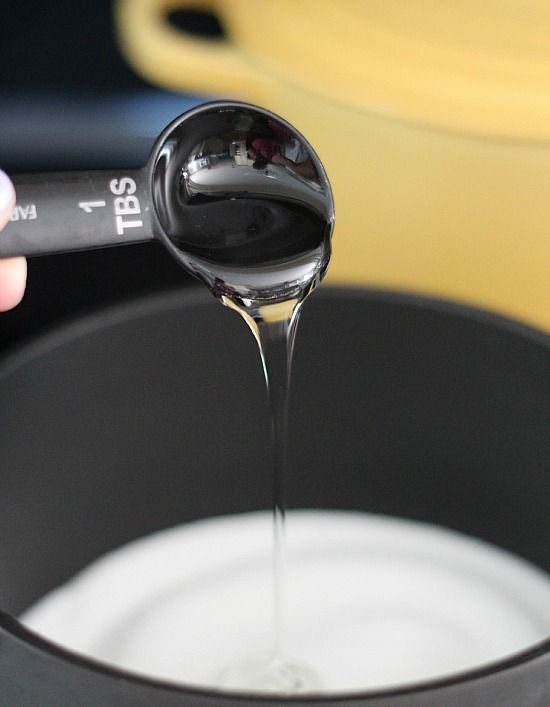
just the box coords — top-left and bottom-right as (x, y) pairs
(3, 101), (334, 304)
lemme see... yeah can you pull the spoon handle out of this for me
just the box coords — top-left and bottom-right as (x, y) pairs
(2, 169), (153, 256)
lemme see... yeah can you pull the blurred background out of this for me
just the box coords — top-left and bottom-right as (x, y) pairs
(2, 0), (550, 351)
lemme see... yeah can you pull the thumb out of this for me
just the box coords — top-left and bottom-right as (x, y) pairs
(0, 169), (15, 227)
(0, 169), (27, 311)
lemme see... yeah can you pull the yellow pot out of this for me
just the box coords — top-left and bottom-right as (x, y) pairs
(115, 0), (550, 329)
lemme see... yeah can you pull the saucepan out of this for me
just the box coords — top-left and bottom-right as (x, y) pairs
(0, 286), (549, 706)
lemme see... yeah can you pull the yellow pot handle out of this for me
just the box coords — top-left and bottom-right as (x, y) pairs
(114, 0), (266, 99)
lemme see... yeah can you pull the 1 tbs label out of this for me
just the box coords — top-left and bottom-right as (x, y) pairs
(110, 177), (143, 235)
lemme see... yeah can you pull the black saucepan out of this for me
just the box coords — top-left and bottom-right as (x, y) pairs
(0, 287), (548, 706)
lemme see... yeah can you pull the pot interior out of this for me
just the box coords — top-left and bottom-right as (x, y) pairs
(0, 287), (548, 617)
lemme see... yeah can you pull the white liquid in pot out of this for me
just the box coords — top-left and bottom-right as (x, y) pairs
(21, 511), (550, 694)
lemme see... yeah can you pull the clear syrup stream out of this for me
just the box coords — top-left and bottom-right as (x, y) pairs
(220, 297), (322, 693)
(256, 308), (302, 660)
